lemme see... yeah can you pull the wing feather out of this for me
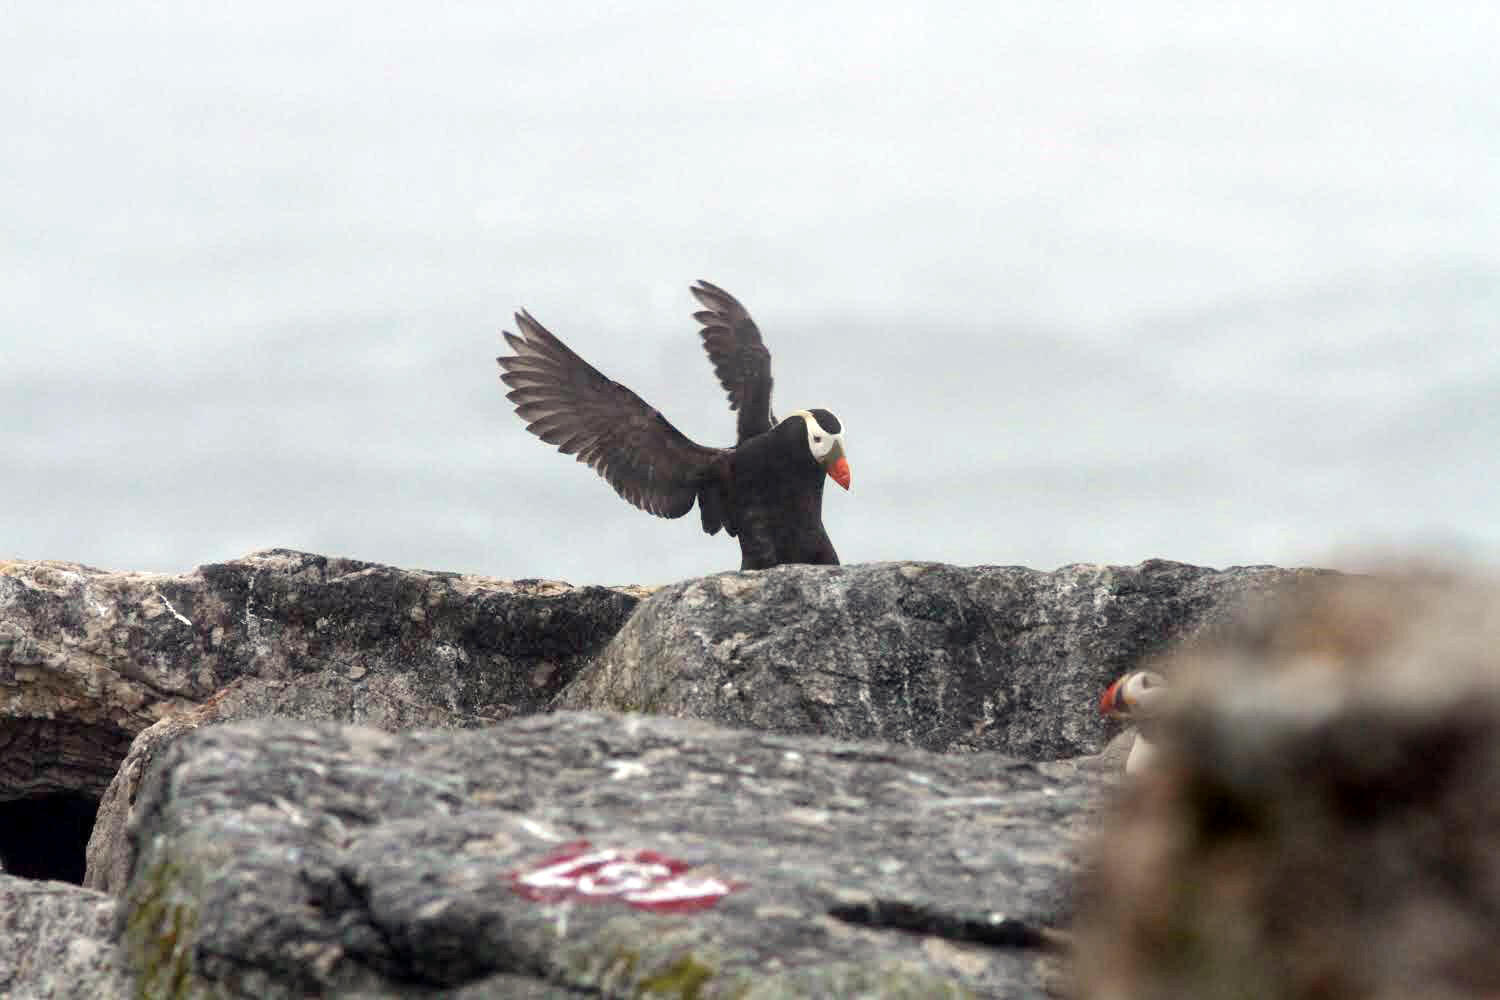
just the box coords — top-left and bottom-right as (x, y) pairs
(497, 310), (724, 519)
(690, 280), (775, 443)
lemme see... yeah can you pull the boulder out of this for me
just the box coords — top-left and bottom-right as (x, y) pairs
(120, 712), (1105, 998)
(0, 549), (644, 795)
(0, 874), (132, 998)
(1072, 573), (1500, 998)
(560, 559), (1323, 760)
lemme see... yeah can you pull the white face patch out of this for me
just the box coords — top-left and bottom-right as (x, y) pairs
(1122, 671), (1168, 715)
(786, 408), (845, 464)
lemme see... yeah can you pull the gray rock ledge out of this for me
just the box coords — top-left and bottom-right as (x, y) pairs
(0, 548), (646, 803)
(559, 559), (1323, 760)
(121, 712), (1106, 998)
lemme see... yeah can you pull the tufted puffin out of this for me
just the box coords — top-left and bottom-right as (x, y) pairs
(496, 280), (849, 570)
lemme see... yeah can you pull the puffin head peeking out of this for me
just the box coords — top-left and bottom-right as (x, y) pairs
(1099, 670), (1166, 721)
(1099, 670), (1168, 774)
(786, 408), (850, 490)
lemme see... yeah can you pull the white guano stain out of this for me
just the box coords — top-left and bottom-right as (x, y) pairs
(154, 591), (192, 626)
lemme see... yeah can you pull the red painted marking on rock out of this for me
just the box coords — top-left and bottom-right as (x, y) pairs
(511, 840), (742, 912)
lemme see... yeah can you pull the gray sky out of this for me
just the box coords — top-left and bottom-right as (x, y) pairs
(6, 2), (1499, 586)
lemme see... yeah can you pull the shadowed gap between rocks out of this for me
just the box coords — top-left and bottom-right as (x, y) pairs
(0, 792), (100, 883)
(828, 899), (1051, 950)
(0, 717), (128, 885)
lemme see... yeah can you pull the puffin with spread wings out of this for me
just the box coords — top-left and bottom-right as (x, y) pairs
(496, 281), (850, 570)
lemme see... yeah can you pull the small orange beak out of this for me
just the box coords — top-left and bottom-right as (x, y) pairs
(1099, 678), (1125, 718)
(827, 456), (851, 490)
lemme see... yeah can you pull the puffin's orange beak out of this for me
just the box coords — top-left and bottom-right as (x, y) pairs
(828, 456), (851, 490)
(1099, 678), (1125, 718)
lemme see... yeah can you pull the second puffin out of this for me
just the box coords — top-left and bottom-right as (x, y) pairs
(497, 280), (850, 570)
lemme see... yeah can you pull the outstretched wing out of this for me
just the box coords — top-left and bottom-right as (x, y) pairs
(691, 280), (775, 443)
(498, 311), (724, 519)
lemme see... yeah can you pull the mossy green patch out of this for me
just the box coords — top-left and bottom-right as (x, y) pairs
(121, 856), (204, 1000)
(635, 952), (715, 998)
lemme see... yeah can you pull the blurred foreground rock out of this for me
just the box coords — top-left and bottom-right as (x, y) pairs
(560, 559), (1317, 759)
(121, 712), (1104, 998)
(1074, 573), (1500, 999)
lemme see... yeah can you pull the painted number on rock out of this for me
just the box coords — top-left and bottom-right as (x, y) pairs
(511, 841), (742, 912)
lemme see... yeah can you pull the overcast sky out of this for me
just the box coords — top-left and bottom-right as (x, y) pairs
(6, 2), (1498, 586)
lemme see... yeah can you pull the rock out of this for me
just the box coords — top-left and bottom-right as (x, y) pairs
(0, 874), (133, 998)
(74, 555), (1316, 892)
(85, 669), (518, 893)
(0, 550), (645, 884)
(559, 559), (1323, 760)
(84, 715), (200, 894)
(121, 712), (1105, 998)
(87, 664), (521, 893)
(1072, 573), (1500, 998)
(3, 550), (1340, 993)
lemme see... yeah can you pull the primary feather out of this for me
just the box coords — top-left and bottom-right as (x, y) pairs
(691, 279), (775, 443)
(498, 310), (721, 519)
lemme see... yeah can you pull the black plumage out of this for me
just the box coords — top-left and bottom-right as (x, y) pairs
(497, 280), (849, 570)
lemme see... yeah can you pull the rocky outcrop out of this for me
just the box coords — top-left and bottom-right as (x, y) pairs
(559, 559), (1323, 760)
(10, 548), (1388, 997)
(1073, 573), (1500, 998)
(120, 712), (1103, 998)
(0, 549), (645, 753)
(0, 875), (132, 998)
(69, 555), (1317, 894)
(0, 550), (646, 882)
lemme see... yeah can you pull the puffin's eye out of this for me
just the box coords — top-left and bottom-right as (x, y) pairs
(813, 436), (822, 443)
